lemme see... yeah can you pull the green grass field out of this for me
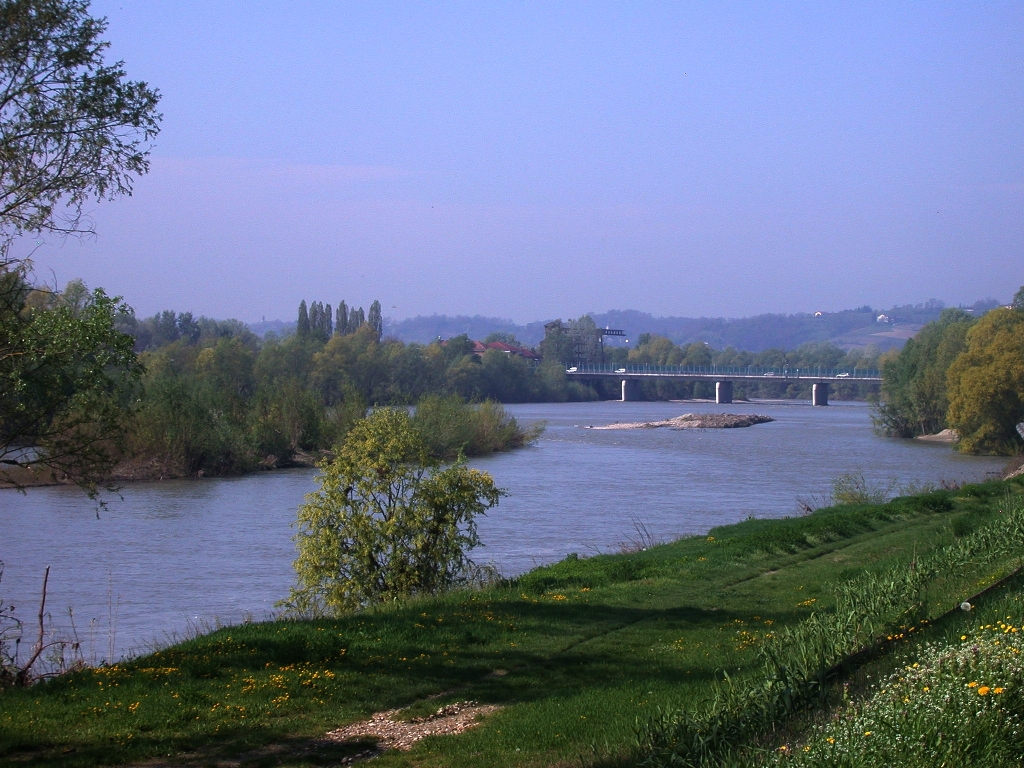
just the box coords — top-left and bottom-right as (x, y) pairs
(2, 476), (1022, 767)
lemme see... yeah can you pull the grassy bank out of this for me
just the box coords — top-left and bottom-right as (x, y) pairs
(2, 477), (1023, 767)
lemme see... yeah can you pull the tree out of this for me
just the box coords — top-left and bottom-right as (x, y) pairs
(483, 331), (522, 345)
(348, 306), (365, 333)
(0, 271), (140, 494)
(367, 299), (383, 339)
(946, 307), (1024, 454)
(296, 300), (309, 337)
(1013, 284), (1024, 312)
(0, 0), (161, 255)
(335, 301), (348, 336)
(285, 407), (503, 615)
(873, 309), (975, 437)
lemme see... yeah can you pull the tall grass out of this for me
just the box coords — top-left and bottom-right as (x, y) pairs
(764, 596), (1024, 766)
(640, 490), (1024, 767)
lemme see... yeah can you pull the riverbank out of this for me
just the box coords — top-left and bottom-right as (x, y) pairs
(0, 450), (327, 490)
(3, 475), (1022, 767)
(0, 398), (544, 490)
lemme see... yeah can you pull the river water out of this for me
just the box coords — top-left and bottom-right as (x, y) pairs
(0, 400), (1006, 661)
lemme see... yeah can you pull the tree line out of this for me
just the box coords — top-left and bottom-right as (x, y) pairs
(112, 297), (578, 478)
(875, 286), (1024, 454)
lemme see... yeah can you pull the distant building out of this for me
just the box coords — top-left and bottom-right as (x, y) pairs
(478, 340), (541, 362)
(442, 338), (541, 362)
(876, 314), (891, 323)
(814, 311), (823, 317)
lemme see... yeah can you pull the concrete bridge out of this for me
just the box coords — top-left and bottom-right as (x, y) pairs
(565, 364), (882, 406)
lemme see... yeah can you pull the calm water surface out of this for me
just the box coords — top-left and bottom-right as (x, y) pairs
(0, 400), (1006, 660)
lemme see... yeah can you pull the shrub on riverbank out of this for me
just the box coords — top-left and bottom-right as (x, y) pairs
(284, 408), (505, 616)
(411, 395), (544, 460)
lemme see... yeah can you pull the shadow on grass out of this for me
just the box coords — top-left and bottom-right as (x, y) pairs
(1, 598), (790, 767)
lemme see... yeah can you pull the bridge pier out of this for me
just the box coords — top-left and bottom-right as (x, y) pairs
(715, 381), (733, 404)
(621, 379), (639, 402)
(812, 382), (829, 406)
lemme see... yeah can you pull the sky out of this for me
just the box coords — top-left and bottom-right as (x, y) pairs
(20, 1), (1024, 323)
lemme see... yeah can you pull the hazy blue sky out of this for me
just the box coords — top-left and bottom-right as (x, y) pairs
(23, 1), (1024, 322)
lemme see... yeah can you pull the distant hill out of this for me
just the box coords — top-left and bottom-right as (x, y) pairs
(381, 299), (1000, 353)
(251, 298), (1002, 352)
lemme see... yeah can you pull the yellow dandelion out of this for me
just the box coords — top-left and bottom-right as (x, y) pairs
(968, 681), (979, 688)
(994, 687), (1005, 694)
(978, 686), (991, 696)
(864, 731), (872, 736)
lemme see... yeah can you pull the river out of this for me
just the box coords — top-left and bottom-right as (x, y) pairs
(0, 399), (1007, 661)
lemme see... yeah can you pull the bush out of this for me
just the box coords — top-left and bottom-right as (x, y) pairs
(284, 408), (505, 616)
(411, 394), (544, 459)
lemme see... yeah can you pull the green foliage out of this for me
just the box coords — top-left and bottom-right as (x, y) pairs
(411, 394), (541, 460)
(0, 270), (140, 494)
(285, 408), (504, 616)
(0, 0), (161, 249)
(947, 307), (1024, 454)
(874, 308), (975, 437)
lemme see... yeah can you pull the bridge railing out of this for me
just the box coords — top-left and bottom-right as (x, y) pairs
(565, 364), (881, 379)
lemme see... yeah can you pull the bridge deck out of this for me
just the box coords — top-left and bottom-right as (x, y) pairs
(565, 364), (881, 383)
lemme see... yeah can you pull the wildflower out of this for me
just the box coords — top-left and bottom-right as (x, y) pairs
(995, 687), (1006, 694)
(961, 602), (973, 612)
(864, 731), (872, 736)
(978, 686), (991, 696)
(968, 681), (979, 688)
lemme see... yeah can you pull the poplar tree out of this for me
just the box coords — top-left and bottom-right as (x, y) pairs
(297, 300), (310, 337)
(348, 307), (365, 333)
(368, 299), (383, 339)
(335, 301), (348, 336)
